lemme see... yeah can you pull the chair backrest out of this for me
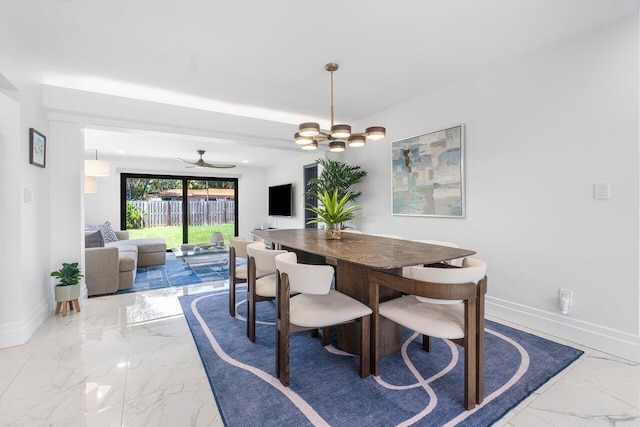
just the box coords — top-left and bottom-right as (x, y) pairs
(409, 258), (487, 304)
(210, 231), (224, 244)
(247, 242), (287, 275)
(275, 252), (334, 295)
(229, 237), (250, 258)
(412, 239), (463, 267)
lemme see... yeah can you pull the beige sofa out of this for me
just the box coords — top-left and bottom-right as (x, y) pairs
(85, 231), (166, 296)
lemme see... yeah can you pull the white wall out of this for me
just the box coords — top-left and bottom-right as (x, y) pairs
(265, 152), (323, 230)
(84, 154), (268, 240)
(0, 15), (52, 347)
(345, 14), (640, 360)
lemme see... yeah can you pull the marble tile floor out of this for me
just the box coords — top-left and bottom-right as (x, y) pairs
(0, 281), (637, 427)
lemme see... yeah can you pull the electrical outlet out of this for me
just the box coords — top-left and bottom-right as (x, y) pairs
(559, 289), (573, 307)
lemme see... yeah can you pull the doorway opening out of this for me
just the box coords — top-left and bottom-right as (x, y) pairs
(303, 163), (318, 228)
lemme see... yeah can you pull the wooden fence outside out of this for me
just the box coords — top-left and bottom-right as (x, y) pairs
(129, 200), (235, 227)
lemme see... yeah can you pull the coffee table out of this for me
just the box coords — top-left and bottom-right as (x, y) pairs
(171, 245), (229, 270)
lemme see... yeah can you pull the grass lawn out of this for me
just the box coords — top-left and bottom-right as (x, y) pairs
(127, 224), (236, 249)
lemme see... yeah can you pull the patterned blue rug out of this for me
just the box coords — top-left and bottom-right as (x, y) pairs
(179, 289), (584, 427)
(117, 252), (244, 294)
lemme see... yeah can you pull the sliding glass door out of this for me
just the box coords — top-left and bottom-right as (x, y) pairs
(121, 173), (238, 249)
(185, 179), (236, 244)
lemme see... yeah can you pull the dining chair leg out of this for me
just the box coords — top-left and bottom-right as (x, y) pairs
(422, 335), (432, 352)
(277, 274), (291, 386)
(321, 327), (331, 346)
(246, 257), (256, 342)
(247, 290), (256, 342)
(476, 276), (487, 404)
(278, 324), (290, 386)
(229, 279), (236, 317)
(369, 278), (381, 376)
(463, 299), (477, 410)
(359, 315), (370, 378)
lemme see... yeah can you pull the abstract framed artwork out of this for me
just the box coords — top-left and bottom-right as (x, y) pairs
(29, 128), (46, 168)
(392, 125), (465, 217)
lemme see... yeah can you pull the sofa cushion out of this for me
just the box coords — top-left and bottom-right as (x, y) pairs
(118, 253), (137, 272)
(97, 221), (119, 243)
(126, 238), (166, 254)
(85, 230), (104, 248)
(106, 241), (139, 253)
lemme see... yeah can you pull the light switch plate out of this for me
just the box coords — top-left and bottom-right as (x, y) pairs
(594, 182), (610, 200)
(23, 188), (33, 204)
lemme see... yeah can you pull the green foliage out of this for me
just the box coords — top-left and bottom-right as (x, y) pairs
(51, 262), (83, 286)
(125, 177), (235, 200)
(305, 158), (367, 203)
(306, 190), (361, 226)
(126, 202), (145, 229)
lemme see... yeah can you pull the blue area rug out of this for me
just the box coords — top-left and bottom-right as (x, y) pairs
(179, 289), (584, 427)
(117, 253), (244, 294)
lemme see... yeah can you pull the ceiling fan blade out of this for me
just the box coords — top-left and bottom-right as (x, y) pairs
(177, 158), (196, 165)
(178, 152), (235, 169)
(202, 161), (236, 169)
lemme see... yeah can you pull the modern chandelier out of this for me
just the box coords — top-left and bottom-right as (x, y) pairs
(294, 63), (385, 152)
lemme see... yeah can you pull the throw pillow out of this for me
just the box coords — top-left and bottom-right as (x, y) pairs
(97, 221), (119, 243)
(85, 224), (98, 232)
(85, 230), (105, 248)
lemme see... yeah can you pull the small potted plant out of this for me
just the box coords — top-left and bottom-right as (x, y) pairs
(306, 190), (361, 239)
(51, 262), (83, 304)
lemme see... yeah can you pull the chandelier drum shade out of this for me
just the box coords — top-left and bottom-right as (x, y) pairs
(294, 63), (385, 150)
(84, 149), (110, 177)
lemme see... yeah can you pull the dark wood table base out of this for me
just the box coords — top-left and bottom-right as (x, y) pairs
(335, 260), (403, 356)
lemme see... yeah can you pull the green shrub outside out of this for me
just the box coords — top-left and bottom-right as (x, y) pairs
(126, 202), (145, 229)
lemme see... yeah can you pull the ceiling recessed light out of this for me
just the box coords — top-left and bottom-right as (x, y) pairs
(116, 150), (125, 154)
(242, 160), (249, 163)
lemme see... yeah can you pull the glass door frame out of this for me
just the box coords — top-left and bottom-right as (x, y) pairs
(120, 172), (239, 244)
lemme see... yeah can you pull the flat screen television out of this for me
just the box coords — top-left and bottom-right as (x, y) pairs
(268, 183), (293, 217)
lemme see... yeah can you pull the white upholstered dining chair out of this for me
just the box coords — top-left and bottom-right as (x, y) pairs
(228, 237), (251, 317)
(274, 252), (372, 386)
(402, 240), (463, 278)
(369, 258), (488, 410)
(245, 242), (288, 342)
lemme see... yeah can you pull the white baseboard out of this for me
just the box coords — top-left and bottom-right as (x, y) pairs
(486, 296), (640, 363)
(0, 298), (51, 348)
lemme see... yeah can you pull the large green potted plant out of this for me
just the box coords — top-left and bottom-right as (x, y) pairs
(51, 262), (83, 303)
(306, 190), (361, 239)
(305, 158), (367, 203)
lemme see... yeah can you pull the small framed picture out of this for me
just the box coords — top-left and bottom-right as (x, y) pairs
(29, 128), (46, 168)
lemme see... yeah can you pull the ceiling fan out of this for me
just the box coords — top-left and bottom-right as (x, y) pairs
(177, 150), (235, 169)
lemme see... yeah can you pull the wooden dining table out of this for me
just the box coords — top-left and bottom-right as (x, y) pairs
(251, 228), (476, 356)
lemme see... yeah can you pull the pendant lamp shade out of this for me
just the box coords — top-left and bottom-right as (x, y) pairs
(301, 140), (318, 150)
(85, 159), (110, 177)
(85, 149), (110, 177)
(84, 176), (97, 193)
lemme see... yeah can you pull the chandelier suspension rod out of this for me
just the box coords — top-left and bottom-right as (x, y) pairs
(329, 67), (335, 128)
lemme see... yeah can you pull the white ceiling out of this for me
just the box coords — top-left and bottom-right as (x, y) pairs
(2, 0), (639, 165)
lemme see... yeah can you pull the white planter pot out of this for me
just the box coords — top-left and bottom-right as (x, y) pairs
(55, 284), (80, 302)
